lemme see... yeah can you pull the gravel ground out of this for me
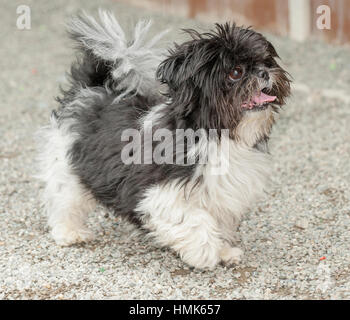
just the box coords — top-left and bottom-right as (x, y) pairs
(1, 0), (350, 300)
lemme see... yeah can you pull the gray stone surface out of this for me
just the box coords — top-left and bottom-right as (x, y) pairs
(0, 0), (349, 299)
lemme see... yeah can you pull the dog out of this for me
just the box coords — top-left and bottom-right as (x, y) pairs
(37, 10), (291, 269)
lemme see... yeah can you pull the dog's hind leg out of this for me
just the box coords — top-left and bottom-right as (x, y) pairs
(37, 117), (96, 246)
(46, 176), (96, 246)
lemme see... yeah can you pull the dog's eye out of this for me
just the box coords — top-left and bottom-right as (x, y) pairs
(229, 66), (243, 81)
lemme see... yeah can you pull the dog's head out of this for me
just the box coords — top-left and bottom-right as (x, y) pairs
(157, 23), (291, 142)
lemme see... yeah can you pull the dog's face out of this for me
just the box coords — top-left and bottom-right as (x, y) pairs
(157, 23), (291, 139)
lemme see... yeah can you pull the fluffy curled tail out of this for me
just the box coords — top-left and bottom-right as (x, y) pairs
(67, 10), (168, 100)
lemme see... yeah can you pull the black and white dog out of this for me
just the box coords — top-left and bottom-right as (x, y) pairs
(38, 11), (291, 269)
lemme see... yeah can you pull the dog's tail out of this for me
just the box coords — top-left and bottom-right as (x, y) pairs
(66, 10), (168, 100)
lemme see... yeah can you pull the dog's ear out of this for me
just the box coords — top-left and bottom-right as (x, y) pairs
(156, 47), (186, 91)
(157, 40), (209, 91)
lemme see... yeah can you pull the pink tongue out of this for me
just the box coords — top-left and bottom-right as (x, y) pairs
(252, 92), (277, 104)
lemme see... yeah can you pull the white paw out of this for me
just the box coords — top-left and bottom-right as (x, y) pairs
(180, 245), (221, 270)
(220, 246), (243, 266)
(51, 225), (95, 246)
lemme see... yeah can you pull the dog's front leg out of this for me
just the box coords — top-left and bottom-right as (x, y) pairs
(141, 206), (242, 269)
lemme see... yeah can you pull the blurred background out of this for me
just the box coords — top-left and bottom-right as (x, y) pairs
(125, 0), (350, 44)
(0, 0), (349, 300)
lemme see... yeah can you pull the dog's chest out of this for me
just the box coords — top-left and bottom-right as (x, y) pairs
(194, 139), (272, 217)
(136, 138), (272, 238)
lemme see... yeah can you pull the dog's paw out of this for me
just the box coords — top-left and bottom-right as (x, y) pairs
(219, 246), (243, 266)
(51, 225), (95, 246)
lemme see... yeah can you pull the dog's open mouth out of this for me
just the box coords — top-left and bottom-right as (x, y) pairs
(242, 90), (277, 110)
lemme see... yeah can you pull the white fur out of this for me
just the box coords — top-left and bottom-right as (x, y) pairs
(139, 103), (167, 129)
(36, 115), (96, 246)
(136, 118), (273, 269)
(235, 106), (275, 146)
(68, 10), (168, 100)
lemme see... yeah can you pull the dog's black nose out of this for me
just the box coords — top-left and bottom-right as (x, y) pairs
(257, 70), (269, 81)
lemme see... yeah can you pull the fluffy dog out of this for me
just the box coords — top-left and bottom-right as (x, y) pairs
(38, 11), (291, 269)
